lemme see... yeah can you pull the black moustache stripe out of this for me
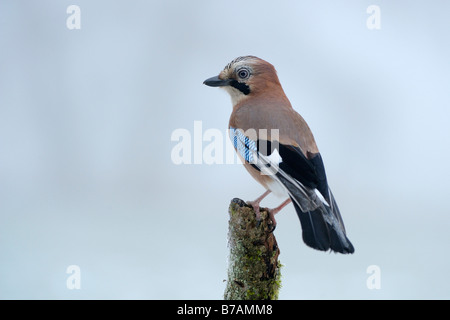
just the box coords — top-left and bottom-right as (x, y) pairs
(229, 80), (250, 95)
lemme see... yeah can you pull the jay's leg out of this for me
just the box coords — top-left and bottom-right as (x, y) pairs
(247, 190), (271, 221)
(268, 198), (292, 231)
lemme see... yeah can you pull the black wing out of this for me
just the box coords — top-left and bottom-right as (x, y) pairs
(251, 139), (354, 254)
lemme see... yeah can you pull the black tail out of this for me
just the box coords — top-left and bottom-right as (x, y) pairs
(290, 193), (354, 254)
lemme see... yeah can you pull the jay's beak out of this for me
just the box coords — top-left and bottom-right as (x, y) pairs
(203, 75), (231, 87)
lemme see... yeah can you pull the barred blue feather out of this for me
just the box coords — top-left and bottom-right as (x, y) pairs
(229, 127), (257, 163)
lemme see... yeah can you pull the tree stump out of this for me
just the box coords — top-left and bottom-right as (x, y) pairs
(224, 198), (282, 300)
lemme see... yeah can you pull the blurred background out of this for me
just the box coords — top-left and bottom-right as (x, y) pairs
(1, 0), (449, 299)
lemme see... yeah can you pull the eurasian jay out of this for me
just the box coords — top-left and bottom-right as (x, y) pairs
(203, 56), (354, 254)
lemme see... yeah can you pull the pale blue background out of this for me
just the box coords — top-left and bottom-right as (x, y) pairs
(1, 0), (449, 299)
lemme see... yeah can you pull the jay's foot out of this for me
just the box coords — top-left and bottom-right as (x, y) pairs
(267, 198), (292, 233)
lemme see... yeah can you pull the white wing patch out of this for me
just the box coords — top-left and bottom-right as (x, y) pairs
(266, 148), (282, 164)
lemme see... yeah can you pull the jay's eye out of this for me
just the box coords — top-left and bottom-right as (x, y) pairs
(237, 68), (250, 79)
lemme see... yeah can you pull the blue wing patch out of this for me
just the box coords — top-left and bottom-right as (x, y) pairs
(229, 127), (257, 163)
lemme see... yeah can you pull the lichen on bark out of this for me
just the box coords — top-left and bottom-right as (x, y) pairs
(224, 198), (282, 300)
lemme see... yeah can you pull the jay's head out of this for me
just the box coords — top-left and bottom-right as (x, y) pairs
(203, 56), (283, 106)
